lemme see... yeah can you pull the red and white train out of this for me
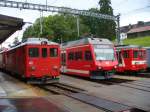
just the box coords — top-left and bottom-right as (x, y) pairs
(115, 45), (147, 74)
(61, 37), (118, 79)
(0, 38), (60, 84)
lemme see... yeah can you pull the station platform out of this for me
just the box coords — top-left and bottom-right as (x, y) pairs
(0, 97), (69, 112)
(0, 72), (104, 112)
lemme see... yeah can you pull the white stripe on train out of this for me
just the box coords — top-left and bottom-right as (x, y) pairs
(66, 69), (89, 74)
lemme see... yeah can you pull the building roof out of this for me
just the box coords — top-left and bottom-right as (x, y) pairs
(0, 14), (24, 44)
(120, 21), (150, 33)
(127, 26), (150, 34)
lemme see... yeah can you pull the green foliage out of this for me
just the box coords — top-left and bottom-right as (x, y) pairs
(23, 0), (116, 42)
(123, 36), (150, 47)
(23, 14), (90, 43)
(81, 0), (116, 40)
(98, 0), (116, 40)
(81, 8), (100, 36)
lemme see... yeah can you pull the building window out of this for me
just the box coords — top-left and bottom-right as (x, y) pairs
(123, 51), (129, 58)
(42, 48), (47, 58)
(50, 48), (58, 57)
(133, 51), (138, 58)
(68, 52), (74, 60)
(28, 48), (39, 57)
(85, 51), (92, 60)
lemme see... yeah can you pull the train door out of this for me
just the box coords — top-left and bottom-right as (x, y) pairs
(117, 50), (124, 66)
(49, 46), (60, 76)
(61, 51), (67, 73)
(122, 50), (130, 67)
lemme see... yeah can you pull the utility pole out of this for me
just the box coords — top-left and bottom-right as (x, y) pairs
(116, 14), (121, 45)
(76, 16), (80, 37)
(39, 11), (43, 37)
(46, 0), (47, 11)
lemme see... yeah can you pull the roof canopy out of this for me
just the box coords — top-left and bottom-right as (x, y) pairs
(0, 14), (24, 44)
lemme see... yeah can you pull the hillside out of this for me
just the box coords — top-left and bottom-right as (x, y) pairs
(122, 36), (150, 47)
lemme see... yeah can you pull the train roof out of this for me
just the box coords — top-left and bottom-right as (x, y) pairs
(115, 45), (145, 50)
(144, 47), (150, 49)
(22, 38), (58, 45)
(6, 38), (59, 52)
(61, 37), (113, 49)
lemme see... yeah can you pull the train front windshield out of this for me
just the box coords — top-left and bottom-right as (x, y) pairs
(94, 45), (114, 61)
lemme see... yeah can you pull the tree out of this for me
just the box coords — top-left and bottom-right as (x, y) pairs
(81, 8), (100, 36)
(98, 0), (116, 40)
(23, 14), (90, 43)
(81, 0), (116, 40)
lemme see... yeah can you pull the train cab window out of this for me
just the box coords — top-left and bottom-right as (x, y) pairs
(133, 51), (138, 58)
(68, 52), (74, 60)
(42, 48), (47, 58)
(75, 51), (82, 61)
(85, 51), (92, 60)
(139, 50), (145, 59)
(50, 48), (58, 57)
(28, 48), (39, 57)
(123, 51), (129, 58)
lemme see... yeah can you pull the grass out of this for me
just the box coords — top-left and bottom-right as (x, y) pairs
(122, 36), (150, 47)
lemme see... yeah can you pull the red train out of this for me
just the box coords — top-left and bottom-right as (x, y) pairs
(0, 38), (60, 84)
(115, 45), (147, 74)
(61, 37), (118, 79)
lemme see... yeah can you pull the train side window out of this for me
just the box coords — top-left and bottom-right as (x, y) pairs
(50, 48), (58, 57)
(75, 51), (82, 61)
(42, 48), (47, 58)
(123, 51), (129, 58)
(68, 52), (74, 60)
(133, 51), (138, 58)
(85, 51), (92, 60)
(28, 48), (39, 57)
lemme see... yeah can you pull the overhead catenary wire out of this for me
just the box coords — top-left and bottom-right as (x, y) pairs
(113, 0), (129, 8)
(121, 5), (150, 16)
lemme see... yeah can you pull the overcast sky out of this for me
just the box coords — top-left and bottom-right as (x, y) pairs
(0, 0), (150, 46)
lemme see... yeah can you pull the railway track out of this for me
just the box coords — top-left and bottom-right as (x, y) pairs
(39, 83), (146, 112)
(116, 72), (150, 78)
(91, 78), (135, 85)
(64, 74), (135, 85)
(40, 83), (85, 95)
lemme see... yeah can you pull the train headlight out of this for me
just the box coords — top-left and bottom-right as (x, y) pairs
(53, 66), (58, 70)
(29, 61), (33, 65)
(98, 66), (102, 69)
(30, 66), (36, 71)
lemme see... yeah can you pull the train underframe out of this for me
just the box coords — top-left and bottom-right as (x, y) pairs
(90, 70), (115, 79)
(26, 75), (59, 84)
(0, 68), (59, 84)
